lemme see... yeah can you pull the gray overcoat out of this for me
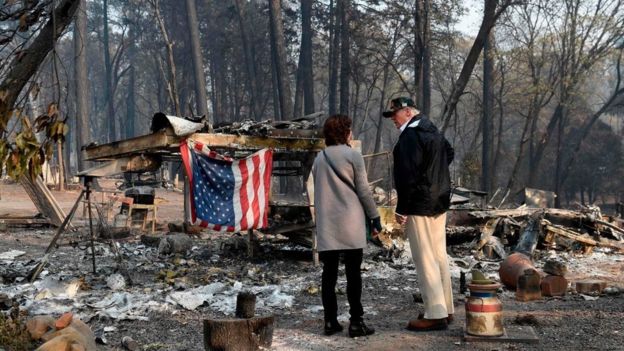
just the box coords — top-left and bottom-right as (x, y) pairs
(312, 144), (380, 251)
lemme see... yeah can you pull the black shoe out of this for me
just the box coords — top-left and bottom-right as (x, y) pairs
(324, 321), (343, 336)
(348, 321), (375, 338)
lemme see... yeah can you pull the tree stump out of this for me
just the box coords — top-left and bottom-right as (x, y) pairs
(235, 291), (256, 319)
(203, 316), (274, 351)
(204, 291), (272, 350)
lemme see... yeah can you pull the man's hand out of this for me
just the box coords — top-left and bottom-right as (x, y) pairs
(395, 213), (407, 225)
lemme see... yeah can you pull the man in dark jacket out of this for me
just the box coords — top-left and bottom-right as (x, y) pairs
(383, 97), (455, 331)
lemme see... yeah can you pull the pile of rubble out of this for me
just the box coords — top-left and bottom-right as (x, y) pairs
(213, 117), (319, 137)
(449, 205), (623, 259)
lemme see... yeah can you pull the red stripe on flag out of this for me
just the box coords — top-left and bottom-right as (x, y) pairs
(213, 224), (222, 231)
(194, 142), (204, 152)
(262, 150), (273, 227)
(251, 153), (262, 229)
(239, 159), (250, 230)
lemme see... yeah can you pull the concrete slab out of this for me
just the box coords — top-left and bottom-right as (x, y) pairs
(463, 326), (539, 344)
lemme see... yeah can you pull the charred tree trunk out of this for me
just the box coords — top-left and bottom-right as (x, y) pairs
(294, 0), (314, 117)
(440, 0), (514, 132)
(413, 1), (422, 107)
(234, 0), (261, 120)
(507, 125), (529, 196)
(0, 0), (80, 131)
(328, 0), (340, 116)
(371, 27), (399, 160)
(73, 0), (89, 171)
(528, 103), (563, 187)
(205, 0), (227, 123)
(126, 22), (137, 138)
(205, 291), (271, 351)
(353, 71), (379, 138)
(370, 64), (390, 167)
(301, 0), (315, 115)
(103, 0), (117, 142)
(338, 0), (350, 116)
(492, 55), (505, 191)
(293, 56), (304, 118)
(186, 0), (210, 123)
(554, 108), (566, 207)
(559, 48), (624, 188)
(270, 52), (281, 121)
(153, 0), (181, 116)
(203, 317), (274, 351)
(351, 80), (360, 128)
(269, 0), (293, 120)
(417, 0), (431, 116)
(481, 27), (494, 195)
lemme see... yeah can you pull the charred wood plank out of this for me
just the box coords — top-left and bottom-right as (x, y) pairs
(84, 129), (177, 161)
(446, 226), (480, 245)
(593, 218), (624, 240)
(468, 208), (539, 219)
(543, 222), (624, 253)
(0, 217), (51, 227)
(189, 133), (325, 152)
(19, 176), (67, 228)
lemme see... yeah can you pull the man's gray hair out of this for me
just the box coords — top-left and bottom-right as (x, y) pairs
(408, 106), (420, 114)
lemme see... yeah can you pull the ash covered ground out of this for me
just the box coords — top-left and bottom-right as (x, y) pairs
(1, 181), (623, 350)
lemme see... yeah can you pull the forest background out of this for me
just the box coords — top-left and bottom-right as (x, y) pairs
(0, 0), (623, 208)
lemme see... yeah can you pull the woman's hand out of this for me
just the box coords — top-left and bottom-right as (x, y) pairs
(370, 217), (383, 234)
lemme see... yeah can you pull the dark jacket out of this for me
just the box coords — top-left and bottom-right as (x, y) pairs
(393, 115), (454, 216)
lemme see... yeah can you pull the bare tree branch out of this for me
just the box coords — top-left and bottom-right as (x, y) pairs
(0, 0), (79, 132)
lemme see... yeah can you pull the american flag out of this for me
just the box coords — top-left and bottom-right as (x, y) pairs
(180, 139), (273, 232)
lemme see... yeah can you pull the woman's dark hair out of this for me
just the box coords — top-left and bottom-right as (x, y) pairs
(323, 114), (352, 146)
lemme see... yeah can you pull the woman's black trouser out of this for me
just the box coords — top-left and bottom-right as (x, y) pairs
(320, 248), (364, 323)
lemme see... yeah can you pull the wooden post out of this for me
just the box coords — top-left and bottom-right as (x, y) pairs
(85, 180), (96, 273)
(247, 229), (254, 258)
(57, 140), (65, 191)
(235, 291), (256, 319)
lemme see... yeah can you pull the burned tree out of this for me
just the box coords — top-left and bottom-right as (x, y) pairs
(0, 0), (80, 178)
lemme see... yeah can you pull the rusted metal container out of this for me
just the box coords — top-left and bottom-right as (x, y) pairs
(499, 252), (537, 289)
(516, 269), (542, 301)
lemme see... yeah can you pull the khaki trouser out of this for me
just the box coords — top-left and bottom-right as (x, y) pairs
(405, 213), (454, 319)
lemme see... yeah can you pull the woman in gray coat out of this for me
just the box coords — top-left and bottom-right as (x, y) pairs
(312, 114), (382, 338)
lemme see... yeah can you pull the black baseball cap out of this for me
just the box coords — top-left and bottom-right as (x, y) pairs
(382, 97), (416, 117)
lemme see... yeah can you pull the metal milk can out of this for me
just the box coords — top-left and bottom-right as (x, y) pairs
(465, 282), (504, 336)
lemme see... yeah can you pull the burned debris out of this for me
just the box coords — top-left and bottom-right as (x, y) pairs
(452, 206), (624, 258)
(0, 115), (622, 349)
